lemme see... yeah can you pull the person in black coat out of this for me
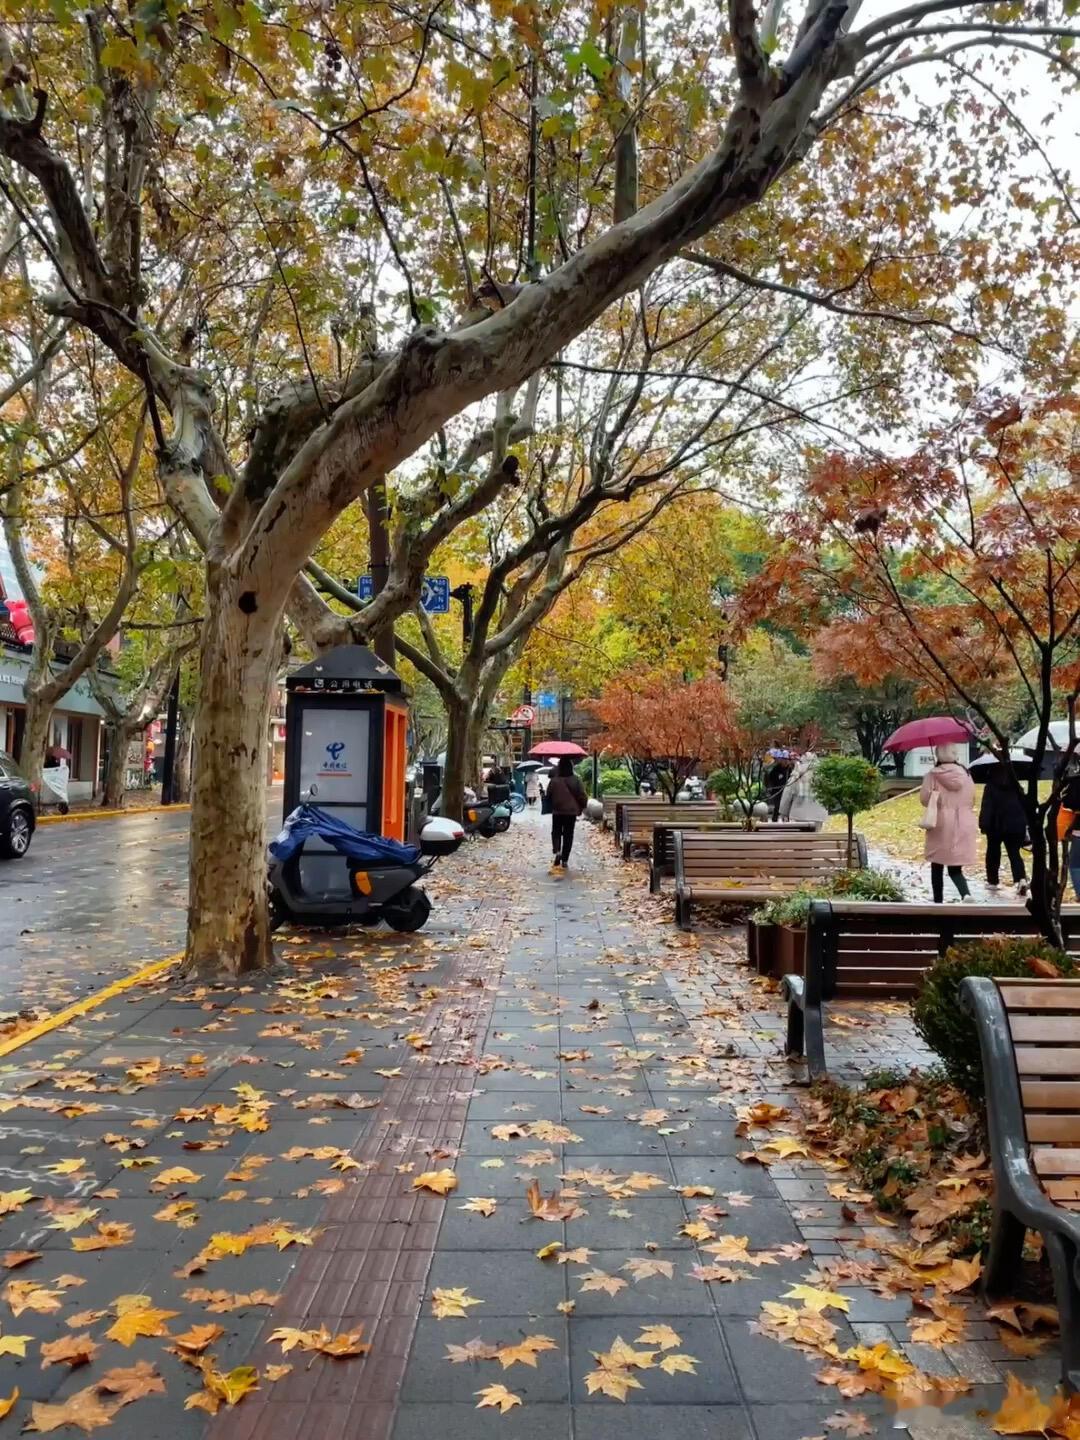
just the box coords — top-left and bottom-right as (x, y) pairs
(979, 770), (1028, 891)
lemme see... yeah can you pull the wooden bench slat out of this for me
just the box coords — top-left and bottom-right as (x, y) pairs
(1000, 983), (1080, 1011)
(1025, 1114), (1080, 1144)
(1021, 1081), (1080, 1110)
(1014, 1047), (1080, 1076)
(1031, 1147), (1080, 1177)
(1009, 1015), (1080, 1043)
(1042, 1178), (1080, 1205)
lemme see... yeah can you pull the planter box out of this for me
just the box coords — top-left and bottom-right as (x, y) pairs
(775, 924), (807, 979)
(749, 921), (779, 977)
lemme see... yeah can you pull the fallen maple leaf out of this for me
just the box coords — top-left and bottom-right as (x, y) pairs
(1, 1252), (39, 1270)
(784, 1284), (851, 1315)
(622, 1257), (674, 1281)
(431, 1287), (483, 1319)
(412, 1170), (458, 1196)
(106, 1304), (178, 1346)
(4, 1282), (61, 1317)
(475, 1383), (522, 1414)
(445, 1339), (500, 1364)
(25, 1387), (119, 1434)
(659, 1353), (698, 1376)
(268, 1326), (370, 1357)
(265, 1364), (293, 1382)
(0, 1389), (15, 1421)
(584, 1368), (644, 1401)
(0, 1332), (31, 1358)
(96, 1361), (165, 1404)
(184, 1362), (259, 1413)
(71, 1223), (135, 1253)
(459, 1197), (497, 1217)
(496, 1335), (558, 1369)
(637, 1324), (681, 1351)
(825, 1411), (873, 1436)
(172, 1323), (226, 1354)
(44, 1160), (85, 1177)
(679, 1220), (715, 1243)
(578, 1270), (628, 1298)
(536, 1242), (562, 1261)
(40, 1335), (98, 1369)
(992, 1373), (1054, 1435)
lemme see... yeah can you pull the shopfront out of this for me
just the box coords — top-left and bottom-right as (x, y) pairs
(0, 648), (107, 801)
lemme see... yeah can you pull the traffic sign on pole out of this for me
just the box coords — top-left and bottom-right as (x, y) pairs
(356, 574), (450, 614)
(510, 704), (537, 725)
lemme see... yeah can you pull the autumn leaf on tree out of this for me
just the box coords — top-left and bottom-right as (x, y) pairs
(412, 1170), (458, 1196)
(474, 1384), (522, 1414)
(431, 1288), (483, 1319)
(25, 1387), (119, 1434)
(40, 1335), (99, 1369)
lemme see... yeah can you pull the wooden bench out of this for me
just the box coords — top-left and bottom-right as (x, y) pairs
(600, 794), (658, 829)
(784, 900), (1080, 1080)
(673, 831), (864, 929)
(615, 800), (720, 859)
(963, 976), (1080, 1390)
(649, 820), (817, 893)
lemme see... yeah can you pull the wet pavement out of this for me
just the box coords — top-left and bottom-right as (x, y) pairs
(0, 809), (1060, 1439)
(0, 791), (282, 1018)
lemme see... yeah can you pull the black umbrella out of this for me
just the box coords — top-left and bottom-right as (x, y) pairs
(969, 749), (1046, 783)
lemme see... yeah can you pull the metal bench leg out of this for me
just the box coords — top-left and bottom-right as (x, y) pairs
(649, 863), (659, 895)
(622, 840), (631, 860)
(785, 998), (804, 1060)
(983, 1206), (1026, 1300)
(676, 894), (691, 930)
(803, 1000), (827, 1081)
(1046, 1232), (1080, 1393)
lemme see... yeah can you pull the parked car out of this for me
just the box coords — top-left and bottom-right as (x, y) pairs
(0, 750), (35, 859)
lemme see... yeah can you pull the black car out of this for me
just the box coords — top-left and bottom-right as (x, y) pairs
(0, 749), (35, 859)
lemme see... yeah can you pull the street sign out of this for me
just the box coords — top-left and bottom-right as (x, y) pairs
(510, 704), (536, 725)
(536, 690), (558, 709)
(356, 574), (451, 614)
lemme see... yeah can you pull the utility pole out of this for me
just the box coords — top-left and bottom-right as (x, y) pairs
(559, 690), (570, 741)
(365, 482), (395, 668)
(160, 668), (180, 805)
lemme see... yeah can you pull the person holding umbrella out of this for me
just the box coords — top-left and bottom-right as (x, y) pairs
(545, 757), (587, 869)
(919, 743), (977, 902)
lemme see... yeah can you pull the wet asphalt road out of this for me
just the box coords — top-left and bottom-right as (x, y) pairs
(0, 792), (282, 1017)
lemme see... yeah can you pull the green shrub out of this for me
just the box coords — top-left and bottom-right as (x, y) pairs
(752, 887), (829, 927)
(912, 937), (1076, 1100)
(811, 754), (882, 867)
(597, 767), (635, 796)
(830, 867), (906, 902)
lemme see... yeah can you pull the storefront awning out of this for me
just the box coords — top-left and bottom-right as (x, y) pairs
(0, 647), (111, 718)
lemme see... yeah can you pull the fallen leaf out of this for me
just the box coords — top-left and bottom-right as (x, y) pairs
(44, 1160), (85, 1177)
(991, 1373), (1054, 1435)
(584, 1367), (644, 1401)
(267, 1326), (369, 1357)
(659, 1353), (698, 1376)
(0, 1191), (34, 1217)
(825, 1412), (873, 1436)
(460, 1198), (497, 1217)
(0, 1332), (32, 1358)
(105, 1304), (178, 1346)
(622, 1257), (674, 1281)
(71, 1224), (135, 1253)
(536, 1242), (562, 1261)
(4, 1282), (61, 1317)
(784, 1284), (851, 1315)
(264, 1365), (293, 1382)
(496, 1335), (558, 1369)
(579, 1270), (628, 1298)
(25, 1387), (119, 1434)
(184, 1362), (259, 1413)
(431, 1288), (483, 1319)
(412, 1170), (458, 1196)
(637, 1324), (681, 1351)
(445, 1339), (500, 1364)
(0, 1389), (15, 1421)
(1, 1252), (39, 1270)
(96, 1361), (165, 1404)
(474, 1383), (522, 1414)
(172, 1324), (226, 1354)
(40, 1335), (99, 1369)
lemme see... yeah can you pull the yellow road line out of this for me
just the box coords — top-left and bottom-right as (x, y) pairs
(36, 804), (191, 826)
(0, 953), (182, 1059)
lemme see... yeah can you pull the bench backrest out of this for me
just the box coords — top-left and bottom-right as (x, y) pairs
(652, 821), (818, 872)
(997, 977), (1080, 1208)
(601, 793), (664, 820)
(617, 801), (719, 841)
(809, 901), (1080, 1005)
(674, 830), (861, 886)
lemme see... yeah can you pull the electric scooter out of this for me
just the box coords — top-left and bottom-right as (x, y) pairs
(429, 788), (511, 839)
(267, 804), (463, 933)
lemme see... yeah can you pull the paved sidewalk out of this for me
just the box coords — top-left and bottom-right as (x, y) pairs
(0, 811), (1060, 1439)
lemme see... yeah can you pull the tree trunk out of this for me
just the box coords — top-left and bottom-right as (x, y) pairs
(1027, 820), (1064, 949)
(463, 705), (486, 793)
(183, 572), (279, 977)
(101, 724), (134, 808)
(441, 693), (471, 823)
(16, 691), (53, 800)
(174, 709), (195, 804)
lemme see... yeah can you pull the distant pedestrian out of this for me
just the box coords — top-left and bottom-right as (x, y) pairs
(763, 747), (793, 821)
(1060, 769), (1080, 901)
(920, 743), (977, 902)
(525, 771), (539, 806)
(546, 757), (586, 869)
(979, 769), (1028, 894)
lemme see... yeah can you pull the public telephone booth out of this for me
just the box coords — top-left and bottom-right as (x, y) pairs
(283, 645), (409, 900)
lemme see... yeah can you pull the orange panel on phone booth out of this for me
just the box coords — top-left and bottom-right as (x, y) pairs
(381, 700), (408, 841)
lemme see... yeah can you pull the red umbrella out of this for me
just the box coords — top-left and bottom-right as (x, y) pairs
(882, 717), (973, 753)
(528, 740), (588, 758)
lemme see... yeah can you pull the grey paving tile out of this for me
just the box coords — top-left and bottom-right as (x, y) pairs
(573, 1405), (752, 1437)
(402, 1317), (570, 1403)
(568, 1316), (738, 1404)
(720, 1317), (856, 1403)
(393, 1404), (571, 1440)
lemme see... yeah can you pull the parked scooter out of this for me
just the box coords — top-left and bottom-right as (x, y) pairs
(268, 804), (463, 933)
(429, 787), (511, 839)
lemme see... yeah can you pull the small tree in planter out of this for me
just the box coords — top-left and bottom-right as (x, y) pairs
(812, 756), (882, 868)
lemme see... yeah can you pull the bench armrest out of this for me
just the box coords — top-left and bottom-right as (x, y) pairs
(962, 977), (1080, 1248)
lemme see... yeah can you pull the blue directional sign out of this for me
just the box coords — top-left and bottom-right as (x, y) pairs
(356, 574), (450, 615)
(536, 690), (558, 709)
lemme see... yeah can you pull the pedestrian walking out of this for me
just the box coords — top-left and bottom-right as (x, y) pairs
(979, 769), (1028, 894)
(525, 771), (539, 807)
(546, 756), (586, 869)
(919, 743), (977, 902)
(763, 747), (793, 821)
(1059, 769), (1080, 901)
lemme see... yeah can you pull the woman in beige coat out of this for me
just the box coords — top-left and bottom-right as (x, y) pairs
(919, 742), (977, 902)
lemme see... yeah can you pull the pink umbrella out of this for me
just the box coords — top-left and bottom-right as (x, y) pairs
(528, 740), (588, 758)
(882, 717), (973, 753)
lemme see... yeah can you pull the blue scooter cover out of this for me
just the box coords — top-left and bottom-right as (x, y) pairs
(269, 805), (421, 866)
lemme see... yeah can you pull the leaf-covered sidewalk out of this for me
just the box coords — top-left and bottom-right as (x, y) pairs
(0, 810), (1067, 1439)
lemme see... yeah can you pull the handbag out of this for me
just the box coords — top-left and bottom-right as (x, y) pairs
(918, 786), (940, 830)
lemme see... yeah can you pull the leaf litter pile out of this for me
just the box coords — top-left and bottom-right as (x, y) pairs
(0, 824), (1070, 1433)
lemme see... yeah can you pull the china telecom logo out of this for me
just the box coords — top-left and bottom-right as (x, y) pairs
(318, 740), (351, 776)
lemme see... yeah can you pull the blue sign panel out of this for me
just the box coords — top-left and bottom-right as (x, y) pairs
(356, 574), (450, 614)
(536, 690), (558, 709)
